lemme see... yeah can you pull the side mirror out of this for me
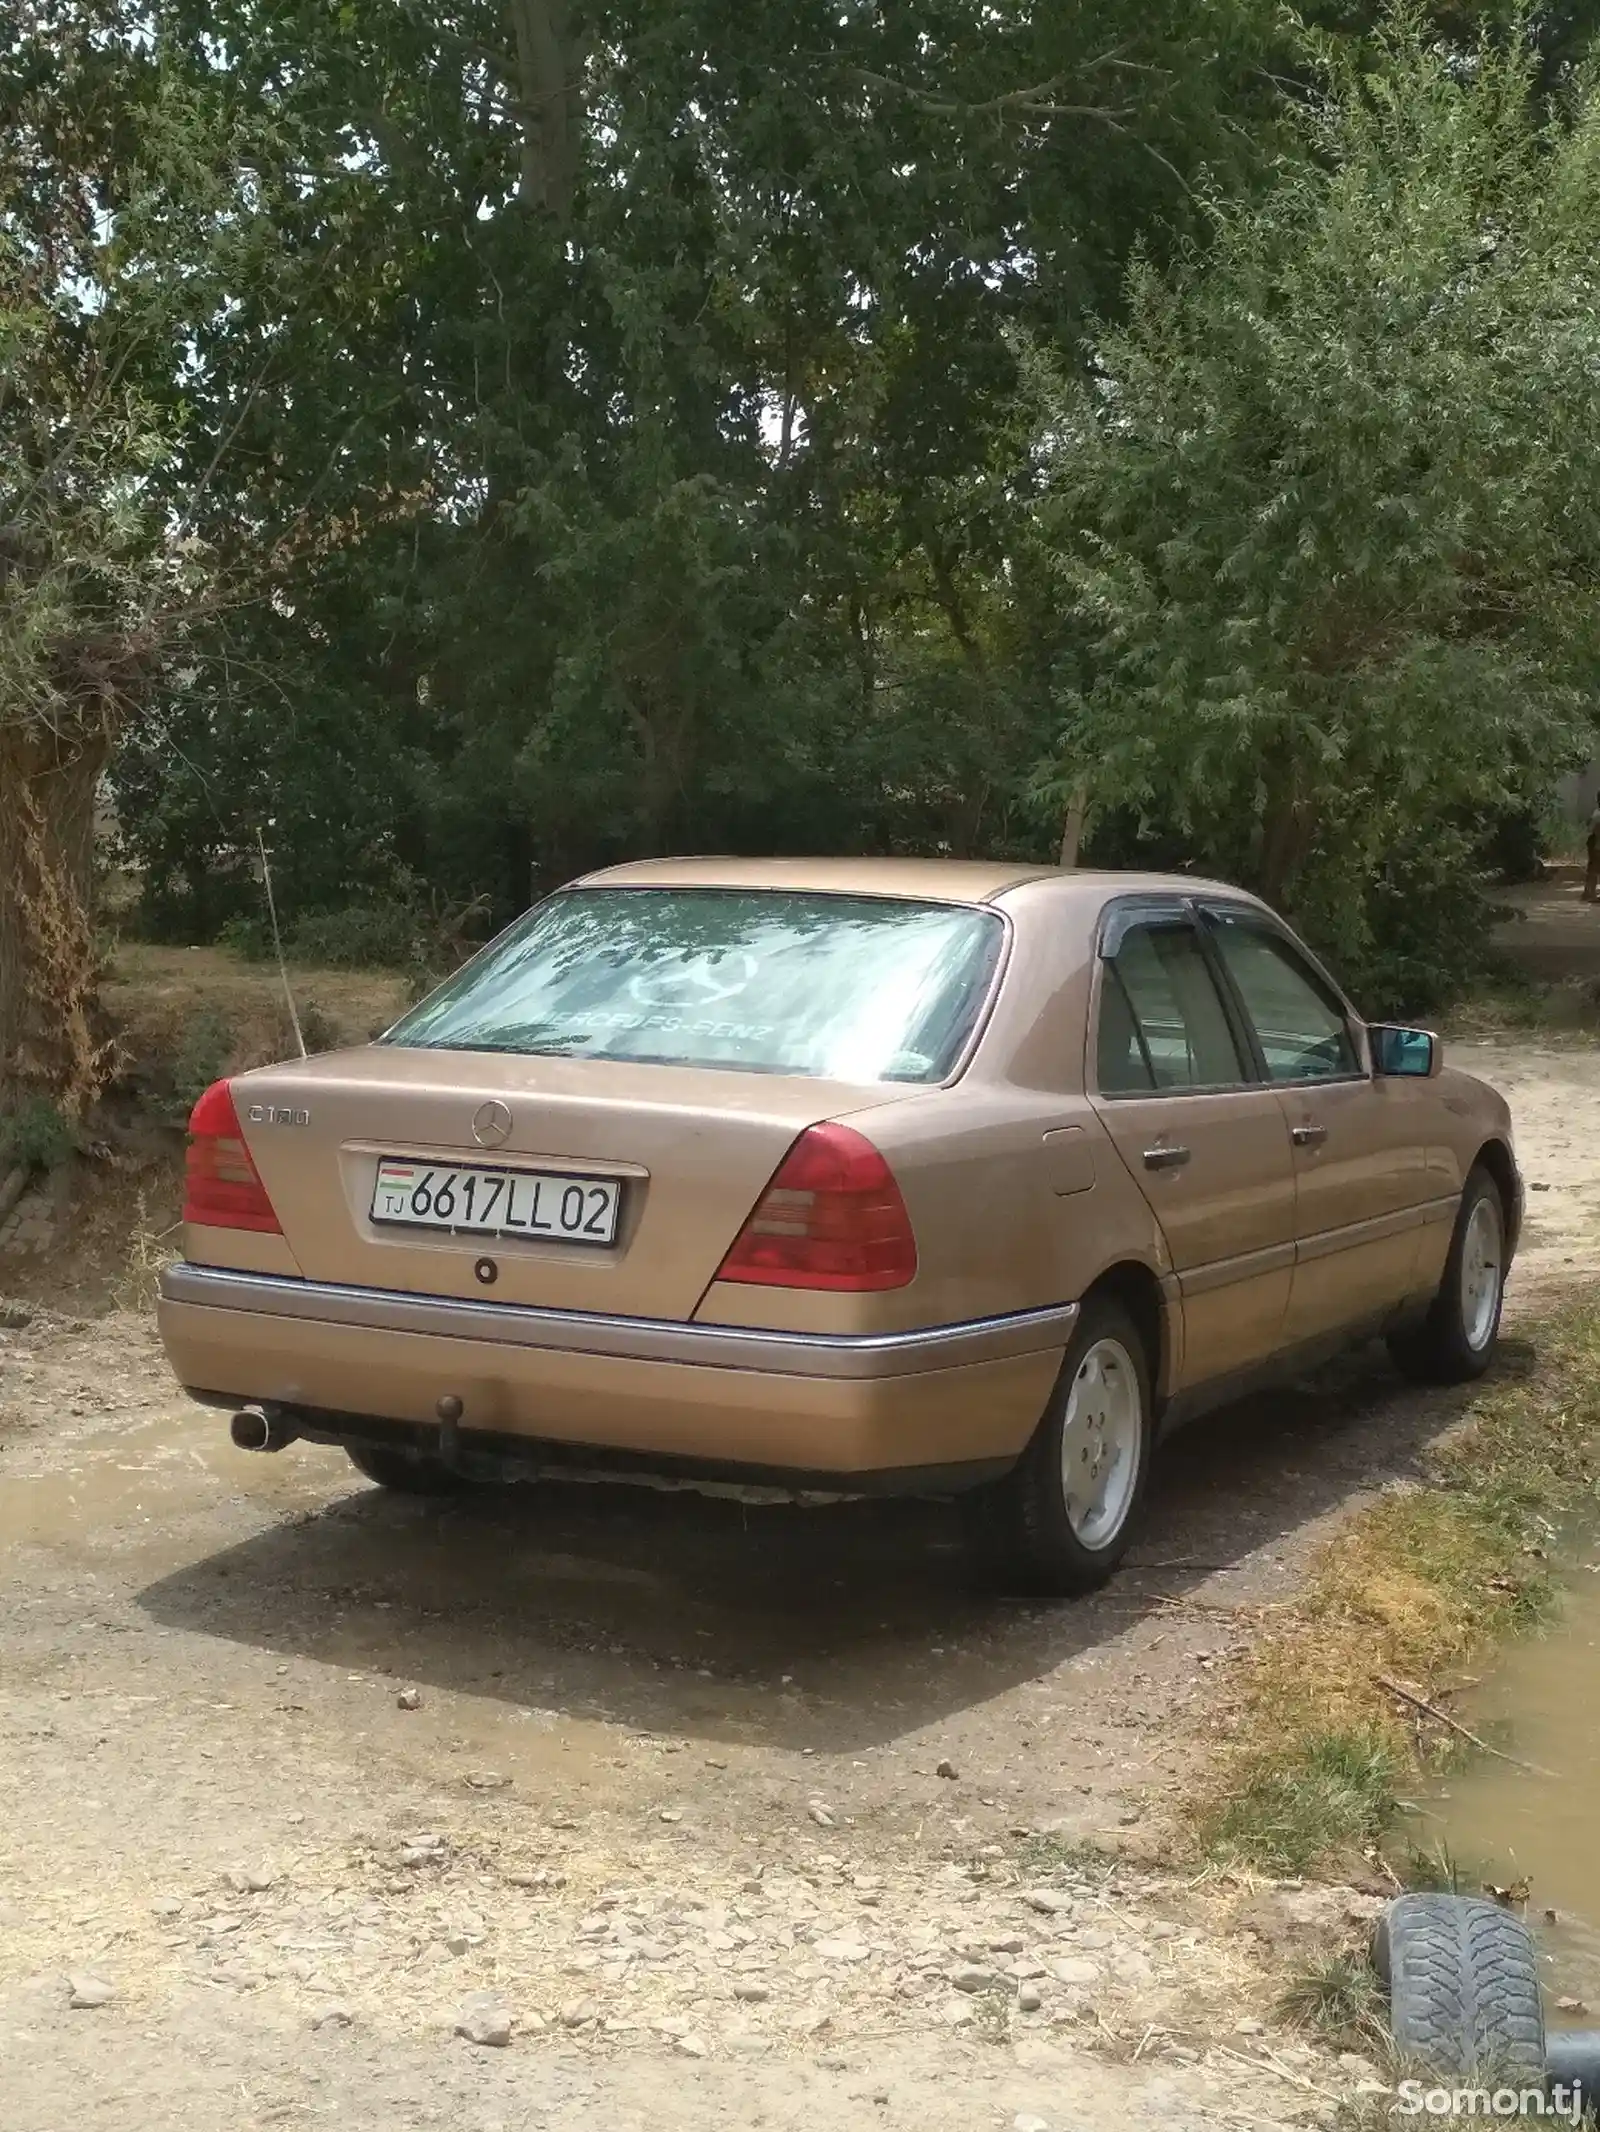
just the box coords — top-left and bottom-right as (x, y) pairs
(1371, 1024), (1440, 1078)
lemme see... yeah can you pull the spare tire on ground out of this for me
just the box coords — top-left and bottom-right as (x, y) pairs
(1374, 1893), (1546, 2084)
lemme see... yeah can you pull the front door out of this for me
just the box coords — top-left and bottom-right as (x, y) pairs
(1088, 910), (1296, 1391)
(1201, 907), (1423, 1344)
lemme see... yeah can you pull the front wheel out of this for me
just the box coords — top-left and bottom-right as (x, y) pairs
(964, 1296), (1153, 1596)
(1388, 1164), (1507, 1385)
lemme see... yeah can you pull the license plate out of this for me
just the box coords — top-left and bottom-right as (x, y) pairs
(370, 1160), (622, 1246)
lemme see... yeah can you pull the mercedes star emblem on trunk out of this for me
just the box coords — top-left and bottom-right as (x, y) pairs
(471, 1099), (513, 1149)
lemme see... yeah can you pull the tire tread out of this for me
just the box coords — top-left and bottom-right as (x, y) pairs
(964, 1296), (1152, 1597)
(1387, 1166), (1505, 1387)
(1376, 1894), (1544, 2082)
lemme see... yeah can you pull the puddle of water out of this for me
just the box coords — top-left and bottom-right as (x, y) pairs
(0, 1411), (337, 1556)
(0, 1412), (620, 1785)
(1421, 1556), (1600, 2014)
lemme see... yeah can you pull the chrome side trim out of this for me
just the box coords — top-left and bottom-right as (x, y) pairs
(1416, 1192), (1462, 1227)
(158, 1264), (1079, 1380)
(1180, 1196), (1464, 1295)
(1294, 1202), (1422, 1267)
(1178, 1238), (1297, 1300)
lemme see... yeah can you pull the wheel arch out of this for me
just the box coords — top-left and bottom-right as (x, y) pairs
(1083, 1259), (1171, 1406)
(1474, 1137), (1521, 1255)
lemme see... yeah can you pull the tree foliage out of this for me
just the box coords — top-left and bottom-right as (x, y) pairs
(102, 0), (1300, 935)
(1036, 14), (1600, 1005)
(0, 1), (356, 1103)
(0, 9), (213, 1107)
(3, 3), (1599, 1109)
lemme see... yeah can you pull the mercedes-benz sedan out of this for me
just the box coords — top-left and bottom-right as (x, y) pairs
(157, 859), (1519, 1592)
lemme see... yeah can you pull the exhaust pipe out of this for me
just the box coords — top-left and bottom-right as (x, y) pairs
(229, 1404), (298, 1453)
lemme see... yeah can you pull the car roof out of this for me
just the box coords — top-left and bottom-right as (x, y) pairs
(570, 856), (1251, 908)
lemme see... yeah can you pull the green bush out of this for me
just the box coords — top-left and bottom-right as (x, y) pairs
(295, 1000), (342, 1055)
(216, 898), (476, 980)
(168, 1008), (236, 1117)
(215, 911), (273, 962)
(287, 904), (427, 971)
(0, 1097), (78, 1174)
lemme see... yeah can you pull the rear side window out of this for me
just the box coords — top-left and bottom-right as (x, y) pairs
(1097, 922), (1246, 1093)
(1206, 913), (1359, 1082)
(383, 888), (1004, 1084)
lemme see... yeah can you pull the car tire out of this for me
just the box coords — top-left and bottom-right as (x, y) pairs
(1373, 1893), (1545, 2083)
(963, 1295), (1153, 1597)
(1387, 1163), (1507, 1386)
(346, 1442), (468, 1495)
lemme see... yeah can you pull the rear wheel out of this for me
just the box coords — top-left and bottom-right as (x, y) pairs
(964, 1296), (1153, 1596)
(346, 1442), (468, 1495)
(1388, 1164), (1506, 1385)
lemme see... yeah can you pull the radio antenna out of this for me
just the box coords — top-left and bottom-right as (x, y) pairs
(256, 826), (307, 1059)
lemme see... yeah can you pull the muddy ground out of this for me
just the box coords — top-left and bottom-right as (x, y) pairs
(3, 1014), (1600, 2131)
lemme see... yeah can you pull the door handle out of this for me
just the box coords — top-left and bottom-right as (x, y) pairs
(1142, 1144), (1191, 1172)
(1291, 1122), (1328, 1148)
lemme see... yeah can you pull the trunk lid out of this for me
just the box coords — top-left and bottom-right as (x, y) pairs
(219, 1046), (920, 1320)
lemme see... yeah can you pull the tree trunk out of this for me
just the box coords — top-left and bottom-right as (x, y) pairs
(0, 721), (110, 1119)
(1259, 749), (1316, 911)
(925, 546), (995, 859)
(507, 0), (581, 221)
(1058, 780), (1089, 867)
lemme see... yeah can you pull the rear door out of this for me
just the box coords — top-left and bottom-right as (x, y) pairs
(1201, 906), (1423, 1342)
(1088, 905), (1296, 1390)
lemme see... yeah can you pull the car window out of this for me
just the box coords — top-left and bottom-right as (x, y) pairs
(382, 888), (1004, 1084)
(1206, 913), (1359, 1082)
(1097, 922), (1246, 1094)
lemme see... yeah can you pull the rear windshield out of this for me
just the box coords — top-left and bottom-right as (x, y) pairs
(383, 888), (1004, 1084)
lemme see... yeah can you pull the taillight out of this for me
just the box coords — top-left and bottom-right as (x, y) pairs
(183, 1079), (282, 1234)
(716, 1123), (917, 1291)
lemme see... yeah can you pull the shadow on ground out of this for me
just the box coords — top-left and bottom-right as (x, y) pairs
(134, 1343), (1520, 1755)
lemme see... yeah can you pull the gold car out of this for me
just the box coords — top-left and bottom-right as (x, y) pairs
(157, 859), (1520, 1593)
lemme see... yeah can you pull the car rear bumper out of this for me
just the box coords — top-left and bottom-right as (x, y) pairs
(156, 1264), (1073, 1488)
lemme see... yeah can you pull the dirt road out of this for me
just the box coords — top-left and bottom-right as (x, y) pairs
(3, 1036), (1598, 2132)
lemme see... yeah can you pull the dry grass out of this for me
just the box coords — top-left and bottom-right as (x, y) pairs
(1011, 1832), (1120, 1881)
(110, 1189), (183, 1314)
(1444, 977), (1600, 1044)
(1, 943), (410, 1316)
(1275, 1944), (1389, 2051)
(1196, 1298), (1600, 1876)
(0, 1149), (186, 1315)
(101, 942), (409, 1108)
